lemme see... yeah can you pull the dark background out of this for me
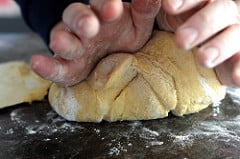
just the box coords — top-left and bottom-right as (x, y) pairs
(0, 17), (31, 33)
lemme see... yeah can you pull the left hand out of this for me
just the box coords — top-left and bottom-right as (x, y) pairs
(158, 0), (240, 86)
(30, 0), (161, 86)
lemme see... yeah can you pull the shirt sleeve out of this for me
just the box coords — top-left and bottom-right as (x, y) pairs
(15, 0), (89, 44)
(15, 0), (131, 44)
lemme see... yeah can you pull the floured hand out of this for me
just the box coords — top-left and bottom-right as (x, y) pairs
(30, 0), (161, 86)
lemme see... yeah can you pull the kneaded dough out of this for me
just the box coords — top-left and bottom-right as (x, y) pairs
(49, 31), (226, 122)
(0, 61), (51, 108)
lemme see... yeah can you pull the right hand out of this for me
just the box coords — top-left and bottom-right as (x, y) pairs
(158, 0), (240, 86)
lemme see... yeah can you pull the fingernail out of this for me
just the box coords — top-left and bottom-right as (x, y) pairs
(180, 27), (198, 50)
(201, 47), (219, 68)
(168, 0), (183, 10)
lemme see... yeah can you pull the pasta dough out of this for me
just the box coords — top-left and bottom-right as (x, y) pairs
(0, 61), (51, 108)
(49, 31), (226, 122)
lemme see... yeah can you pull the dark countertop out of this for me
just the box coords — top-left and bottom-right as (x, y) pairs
(1, 33), (240, 159)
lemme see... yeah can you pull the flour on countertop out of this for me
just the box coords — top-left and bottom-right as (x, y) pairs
(227, 87), (240, 104)
(167, 115), (240, 149)
(6, 128), (14, 135)
(3, 87), (240, 157)
(108, 141), (128, 156)
(106, 121), (164, 156)
(170, 134), (194, 148)
(9, 109), (84, 135)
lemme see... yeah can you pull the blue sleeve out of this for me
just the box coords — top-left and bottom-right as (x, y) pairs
(15, 0), (131, 44)
(15, 0), (89, 44)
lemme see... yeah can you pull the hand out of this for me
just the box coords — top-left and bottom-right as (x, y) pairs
(30, 0), (161, 86)
(158, 0), (240, 86)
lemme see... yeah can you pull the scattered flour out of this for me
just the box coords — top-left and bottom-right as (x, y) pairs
(93, 128), (100, 135)
(149, 141), (164, 146)
(211, 105), (220, 117)
(168, 115), (240, 148)
(106, 138), (129, 156)
(108, 141), (128, 156)
(9, 109), (84, 135)
(171, 134), (194, 148)
(106, 121), (164, 156)
(192, 118), (240, 142)
(227, 87), (240, 104)
(6, 128), (14, 135)
(145, 140), (164, 148)
(139, 127), (160, 140)
(4, 87), (240, 157)
(141, 127), (159, 137)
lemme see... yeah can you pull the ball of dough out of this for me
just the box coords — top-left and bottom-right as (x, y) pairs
(48, 31), (226, 122)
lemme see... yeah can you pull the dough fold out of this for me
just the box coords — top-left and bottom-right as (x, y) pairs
(49, 31), (226, 122)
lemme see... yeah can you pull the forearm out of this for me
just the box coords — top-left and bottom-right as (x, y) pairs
(15, 0), (89, 44)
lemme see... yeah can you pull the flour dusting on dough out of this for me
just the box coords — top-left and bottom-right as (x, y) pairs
(52, 88), (80, 121)
(62, 88), (80, 121)
(198, 76), (222, 106)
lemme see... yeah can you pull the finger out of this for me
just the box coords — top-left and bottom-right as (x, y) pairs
(50, 22), (86, 60)
(175, 0), (239, 50)
(90, 0), (123, 22)
(129, 0), (161, 47)
(157, 8), (184, 32)
(237, 0), (240, 10)
(131, 0), (161, 23)
(63, 3), (100, 39)
(157, 0), (210, 33)
(196, 24), (240, 68)
(30, 55), (89, 86)
(215, 52), (240, 86)
(232, 55), (240, 86)
(162, 0), (208, 14)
